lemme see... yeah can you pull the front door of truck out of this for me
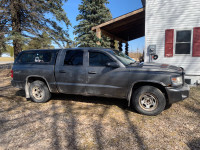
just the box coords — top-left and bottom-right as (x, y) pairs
(55, 49), (86, 95)
(86, 50), (126, 98)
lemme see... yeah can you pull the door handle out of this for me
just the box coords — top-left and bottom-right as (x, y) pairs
(59, 70), (66, 73)
(88, 71), (97, 74)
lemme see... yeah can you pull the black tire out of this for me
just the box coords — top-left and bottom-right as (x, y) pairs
(131, 86), (166, 116)
(29, 80), (51, 103)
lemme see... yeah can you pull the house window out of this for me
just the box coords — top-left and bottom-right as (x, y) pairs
(175, 30), (192, 54)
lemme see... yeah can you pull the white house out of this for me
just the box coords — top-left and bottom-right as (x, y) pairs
(92, 0), (200, 85)
(144, 0), (200, 84)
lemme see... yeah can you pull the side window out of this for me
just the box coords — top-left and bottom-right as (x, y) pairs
(17, 52), (52, 63)
(64, 50), (83, 66)
(175, 30), (192, 54)
(89, 51), (114, 66)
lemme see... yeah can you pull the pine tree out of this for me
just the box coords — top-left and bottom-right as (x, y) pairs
(0, 35), (6, 56)
(74, 0), (112, 47)
(65, 40), (78, 48)
(6, 45), (14, 57)
(0, 19), (8, 56)
(0, 0), (70, 58)
(25, 32), (54, 50)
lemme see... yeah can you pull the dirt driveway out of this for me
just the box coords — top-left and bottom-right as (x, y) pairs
(0, 69), (200, 150)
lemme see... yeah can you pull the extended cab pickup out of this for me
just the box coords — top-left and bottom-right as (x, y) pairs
(11, 48), (190, 115)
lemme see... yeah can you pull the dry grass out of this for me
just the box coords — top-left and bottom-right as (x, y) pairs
(0, 57), (14, 62)
(0, 69), (199, 150)
(129, 52), (143, 61)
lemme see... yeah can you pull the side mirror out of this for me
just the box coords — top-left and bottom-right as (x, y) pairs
(106, 62), (119, 68)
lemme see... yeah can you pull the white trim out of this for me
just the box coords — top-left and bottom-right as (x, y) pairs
(173, 28), (193, 56)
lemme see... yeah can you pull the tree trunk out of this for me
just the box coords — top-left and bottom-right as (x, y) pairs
(13, 39), (22, 59)
(10, 0), (22, 59)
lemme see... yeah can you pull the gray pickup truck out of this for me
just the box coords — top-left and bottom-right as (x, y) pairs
(11, 48), (189, 115)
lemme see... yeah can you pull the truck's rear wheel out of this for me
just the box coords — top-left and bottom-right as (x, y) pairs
(131, 86), (166, 116)
(29, 80), (51, 103)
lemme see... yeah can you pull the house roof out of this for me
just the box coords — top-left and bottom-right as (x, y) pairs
(141, 0), (146, 7)
(92, 8), (145, 42)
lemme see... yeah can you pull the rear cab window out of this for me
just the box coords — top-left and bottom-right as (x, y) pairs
(15, 50), (58, 65)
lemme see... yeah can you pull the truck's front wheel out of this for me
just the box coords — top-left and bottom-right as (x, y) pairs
(29, 80), (51, 103)
(131, 86), (166, 116)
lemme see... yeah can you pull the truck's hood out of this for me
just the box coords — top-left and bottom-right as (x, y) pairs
(128, 62), (183, 73)
(143, 63), (182, 71)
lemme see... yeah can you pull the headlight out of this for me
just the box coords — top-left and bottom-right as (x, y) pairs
(171, 76), (183, 86)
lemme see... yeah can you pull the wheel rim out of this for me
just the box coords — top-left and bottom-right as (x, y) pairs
(32, 86), (44, 100)
(139, 93), (158, 111)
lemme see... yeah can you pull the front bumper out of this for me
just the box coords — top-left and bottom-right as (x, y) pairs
(165, 83), (190, 104)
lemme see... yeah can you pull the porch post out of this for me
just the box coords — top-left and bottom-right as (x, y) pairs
(96, 28), (101, 46)
(110, 39), (115, 49)
(125, 42), (129, 56)
(118, 41), (123, 52)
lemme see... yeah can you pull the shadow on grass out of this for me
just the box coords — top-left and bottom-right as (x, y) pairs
(184, 104), (200, 116)
(187, 138), (200, 150)
(182, 90), (200, 116)
(15, 89), (26, 97)
(51, 93), (148, 149)
(51, 93), (129, 110)
(0, 86), (146, 149)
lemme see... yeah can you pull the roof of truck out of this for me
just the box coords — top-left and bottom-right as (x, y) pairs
(21, 49), (61, 52)
(21, 47), (115, 53)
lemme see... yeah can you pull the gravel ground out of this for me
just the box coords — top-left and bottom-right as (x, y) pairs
(0, 69), (200, 150)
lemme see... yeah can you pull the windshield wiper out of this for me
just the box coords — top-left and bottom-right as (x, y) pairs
(129, 61), (137, 65)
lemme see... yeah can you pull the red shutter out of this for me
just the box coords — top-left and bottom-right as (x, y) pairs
(193, 27), (200, 57)
(165, 29), (174, 57)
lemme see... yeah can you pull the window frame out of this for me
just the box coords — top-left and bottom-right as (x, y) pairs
(174, 29), (193, 56)
(88, 50), (116, 67)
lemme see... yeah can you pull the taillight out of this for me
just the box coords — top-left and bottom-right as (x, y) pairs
(11, 70), (13, 78)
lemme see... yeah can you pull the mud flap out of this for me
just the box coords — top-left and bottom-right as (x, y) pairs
(25, 82), (30, 98)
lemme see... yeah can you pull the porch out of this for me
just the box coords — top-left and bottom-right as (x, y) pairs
(92, 8), (145, 55)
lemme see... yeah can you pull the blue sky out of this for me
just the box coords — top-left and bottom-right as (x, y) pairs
(62, 0), (145, 52)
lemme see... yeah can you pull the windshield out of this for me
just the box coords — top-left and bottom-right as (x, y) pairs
(109, 50), (136, 65)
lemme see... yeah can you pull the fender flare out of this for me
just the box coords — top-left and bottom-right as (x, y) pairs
(127, 80), (166, 106)
(25, 75), (51, 98)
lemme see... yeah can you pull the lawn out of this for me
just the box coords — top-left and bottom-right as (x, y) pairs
(0, 57), (14, 62)
(0, 69), (199, 150)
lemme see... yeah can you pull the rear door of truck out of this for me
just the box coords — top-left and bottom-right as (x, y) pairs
(55, 49), (86, 94)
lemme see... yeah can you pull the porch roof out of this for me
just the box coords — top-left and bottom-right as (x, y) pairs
(92, 8), (145, 42)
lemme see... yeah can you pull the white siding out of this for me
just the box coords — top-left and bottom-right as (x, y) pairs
(145, 0), (200, 78)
